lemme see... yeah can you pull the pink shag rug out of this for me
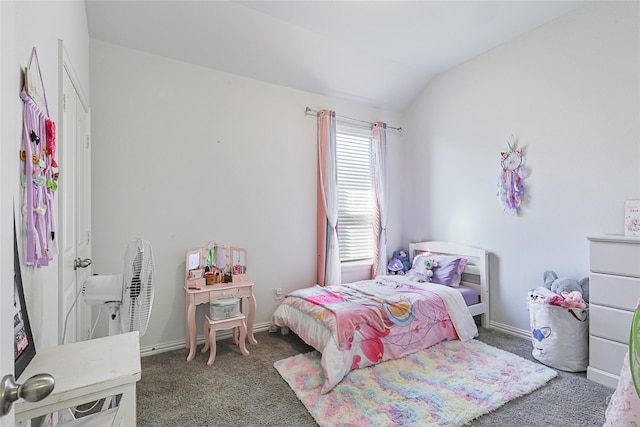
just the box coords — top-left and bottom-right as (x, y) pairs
(274, 339), (557, 427)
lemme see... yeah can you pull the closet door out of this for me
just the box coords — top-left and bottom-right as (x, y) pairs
(59, 43), (91, 344)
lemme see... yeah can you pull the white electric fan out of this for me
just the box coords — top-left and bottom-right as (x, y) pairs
(83, 238), (155, 336)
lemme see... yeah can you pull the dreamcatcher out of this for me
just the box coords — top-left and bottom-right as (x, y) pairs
(497, 135), (524, 216)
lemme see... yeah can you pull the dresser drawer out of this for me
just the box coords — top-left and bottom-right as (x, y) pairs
(589, 272), (640, 310)
(590, 239), (640, 277)
(589, 335), (627, 377)
(589, 304), (633, 344)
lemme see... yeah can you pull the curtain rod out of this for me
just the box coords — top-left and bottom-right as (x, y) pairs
(305, 107), (402, 133)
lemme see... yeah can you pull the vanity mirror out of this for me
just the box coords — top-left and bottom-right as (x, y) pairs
(185, 249), (205, 288)
(185, 241), (243, 289)
(231, 247), (249, 283)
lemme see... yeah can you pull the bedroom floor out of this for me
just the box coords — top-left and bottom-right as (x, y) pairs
(137, 326), (612, 426)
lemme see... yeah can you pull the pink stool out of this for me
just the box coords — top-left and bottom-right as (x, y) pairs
(202, 314), (249, 366)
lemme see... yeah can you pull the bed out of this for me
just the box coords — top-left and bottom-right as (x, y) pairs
(270, 241), (490, 393)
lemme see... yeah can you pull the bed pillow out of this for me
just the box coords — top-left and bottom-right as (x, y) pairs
(411, 252), (468, 287)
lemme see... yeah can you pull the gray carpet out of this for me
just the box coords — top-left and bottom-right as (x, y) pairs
(137, 327), (613, 426)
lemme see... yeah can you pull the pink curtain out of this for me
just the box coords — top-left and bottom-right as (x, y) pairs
(317, 110), (341, 286)
(371, 122), (388, 278)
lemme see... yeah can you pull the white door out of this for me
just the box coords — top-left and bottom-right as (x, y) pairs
(0, 244), (12, 427)
(59, 43), (91, 345)
(0, 235), (13, 427)
(0, 3), (15, 423)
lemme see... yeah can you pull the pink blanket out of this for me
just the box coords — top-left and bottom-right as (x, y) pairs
(274, 276), (464, 393)
(287, 284), (411, 349)
(286, 278), (446, 352)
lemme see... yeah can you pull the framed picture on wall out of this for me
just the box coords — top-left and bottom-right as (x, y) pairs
(14, 220), (36, 378)
(625, 200), (640, 237)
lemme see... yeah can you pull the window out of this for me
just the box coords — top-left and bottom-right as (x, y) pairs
(336, 124), (374, 264)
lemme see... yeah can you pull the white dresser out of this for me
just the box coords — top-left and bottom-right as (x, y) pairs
(587, 235), (640, 388)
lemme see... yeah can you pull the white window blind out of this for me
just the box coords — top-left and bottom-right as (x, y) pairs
(336, 124), (374, 264)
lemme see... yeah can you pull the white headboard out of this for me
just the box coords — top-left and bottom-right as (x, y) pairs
(408, 241), (490, 328)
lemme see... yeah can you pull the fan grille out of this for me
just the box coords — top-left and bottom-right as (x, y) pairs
(121, 238), (155, 335)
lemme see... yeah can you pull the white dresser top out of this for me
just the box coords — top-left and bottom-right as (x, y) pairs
(588, 235), (640, 244)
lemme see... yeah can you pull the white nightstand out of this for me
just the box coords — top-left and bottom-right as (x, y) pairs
(15, 332), (141, 426)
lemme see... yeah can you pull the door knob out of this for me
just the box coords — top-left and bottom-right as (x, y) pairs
(0, 373), (55, 416)
(74, 257), (92, 270)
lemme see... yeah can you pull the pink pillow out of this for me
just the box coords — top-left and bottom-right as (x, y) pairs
(412, 252), (468, 287)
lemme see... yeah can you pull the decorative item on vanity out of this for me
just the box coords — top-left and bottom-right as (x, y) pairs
(497, 134), (525, 216)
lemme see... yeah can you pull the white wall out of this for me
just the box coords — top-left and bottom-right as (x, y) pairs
(403, 1), (640, 333)
(1, 1), (90, 350)
(89, 40), (404, 351)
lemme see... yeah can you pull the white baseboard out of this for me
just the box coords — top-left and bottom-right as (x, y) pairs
(140, 320), (530, 357)
(140, 321), (272, 357)
(488, 320), (530, 340)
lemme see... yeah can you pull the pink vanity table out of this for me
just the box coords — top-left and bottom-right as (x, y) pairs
(184, 240), (257, 362)
(184, 282), (257, 361)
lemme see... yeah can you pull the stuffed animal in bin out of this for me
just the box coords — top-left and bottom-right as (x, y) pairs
(388, 250), (411, 275)
(528, 286), (557, 303)
(543, 270), (590, 303)
(561, 291), (587, 309)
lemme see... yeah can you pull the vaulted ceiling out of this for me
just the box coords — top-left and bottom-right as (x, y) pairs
(86, 0), (588, 112)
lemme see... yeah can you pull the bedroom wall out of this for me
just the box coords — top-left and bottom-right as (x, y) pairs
(89, 40), (404, 352)
(1, 1), (90, 349)
(402, 1), (640, 334)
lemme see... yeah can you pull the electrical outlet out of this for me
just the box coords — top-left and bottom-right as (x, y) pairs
(274, 287), (283, 301)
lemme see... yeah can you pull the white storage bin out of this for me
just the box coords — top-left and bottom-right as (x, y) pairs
(528, 299), (589, 372)
(209, 296), (241, 320)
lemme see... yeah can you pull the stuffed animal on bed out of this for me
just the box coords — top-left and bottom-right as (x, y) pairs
(405, 258), (439, 282)
(387, 258), (405, 275)
(395, 250), (411, 272)
(388, 250), (411, 275)
(543, 270), (590, 303)
(405, 269), (425, 282)
(422, 258), (438, 281)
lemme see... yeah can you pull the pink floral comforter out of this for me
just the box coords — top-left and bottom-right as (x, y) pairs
(271, 275), (478, 393)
